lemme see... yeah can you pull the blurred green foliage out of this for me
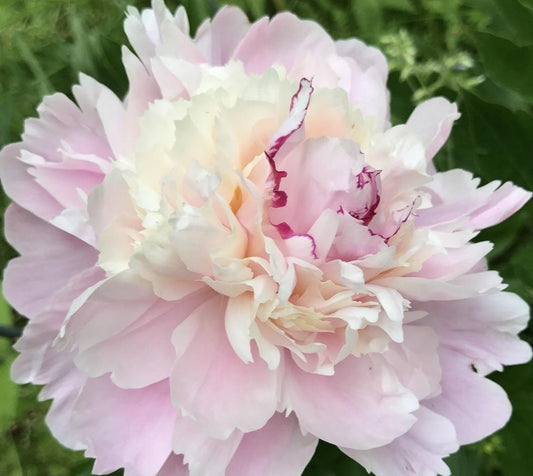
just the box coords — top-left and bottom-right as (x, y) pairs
(0, 0), (531, 475)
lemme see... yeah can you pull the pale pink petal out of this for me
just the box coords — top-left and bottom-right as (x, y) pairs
(0, 144), (62, 220)
(156, 453), (188, 476)
(71, 378), (177, 476)
(155, 11), (204, 63)
(57, 272), (169, 367)
(425, 348), (512, 444)
(383, 325), (441, 400)
(195, 6), (251, 65)
(469, 181), (531, 229)
(96, 87), (138, 159)
(122, 46), (162, 116)
(11, 266), (104, 450)
(3, 204), (97, 318)
(406, 98), (460, 162)
(22, 92), (112, 160)
(40, 358), (88, 451)
(417, 169), (531, 231)
(333, 55), (390, 129)
(226, 412), (318, 476)
(225, 293), (256, 364)
(416, 169), (493, 227)
(343, 406), (458, 476)
(375, 271), (504, 301)
(335, 38), (388, 84)
(73, 287), (211, 389)
(173, 415), (243, 476)
(173, 6), (190, 34)
(269, 137), (376, 238)
(11, 267), (104, 384)
(412, 241), (493, 280)
(72, 73), (114, 137)
(170, 295), (279, 439)
(233, 13), (335, 74)
(29, 164), (102, 210)
(329, 212), (387, 261)
(416, 293), (532, 375)
(124, 5), (158, 65)
(283, 355), (418, 450)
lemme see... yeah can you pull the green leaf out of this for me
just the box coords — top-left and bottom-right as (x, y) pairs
(445, 447), (483, 476)
(245, 0), (267, 19)
(478, 209), (528, 262)
(179, 0), (213, 34)
(463, 0), (533, 46)
(475, 32), (533, 103)
(0, 363), (17, 433)
(0, 285), (17, 433)
(304, 441), (368, 475)
(378, 0), (416, 12)
(351, 0), (384, 42)
(498, 238), (533, 304)
(490, 361), (533, 476)
(470, 77), (531, 113)
(441, 92), (533, 190)
(0, 431), (22, 476)
(487, 0), (533, 46)
(518, 0), (533, 12)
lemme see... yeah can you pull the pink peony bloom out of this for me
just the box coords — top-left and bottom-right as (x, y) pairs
(1, 2), (531, 475)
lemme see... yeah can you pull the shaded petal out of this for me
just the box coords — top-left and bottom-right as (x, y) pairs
(71, 378), (177, 476)
(412, 241), (493, 280)
(469, 181), (531, 229)
(343, 406), (458, 476)
(195, 6), (251, 65)
(11, 266), (105, 450)
(425, 348), (512, 444)
(416, 293), (531, 375)
(417, 169), (530, 230)
(156, 453), (188, 476)
(122, 46), (162, 116)
(11, 267), (104, 384)
(233, 13), (335, 75)
(406, 98), (460, 162)
(173, 415), (243, 476)
(170, 295), (279, 439)
(227, 412), (318, 476)
(74, 287), (212, 388)
(375, 271), (504, 301)
(3, 204), (97, 318)
(383, 325), (441, 400)
(269, 137), (368, 235)
(58, 270), (156, 353)
(335, 38), (388, 84)
(0, 144), (62, 220)
(283, 355), (418, 450)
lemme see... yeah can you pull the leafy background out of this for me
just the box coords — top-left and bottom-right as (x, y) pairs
(0, 0), (532, 474)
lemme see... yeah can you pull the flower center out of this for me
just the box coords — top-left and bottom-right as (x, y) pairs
(90, 64), (429, 373)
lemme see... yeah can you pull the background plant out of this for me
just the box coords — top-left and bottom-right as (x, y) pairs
(0, 0), (531, 474)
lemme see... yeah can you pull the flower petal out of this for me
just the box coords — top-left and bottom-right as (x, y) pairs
(71, 378), (177, 476)
(406, 98), (460, 162)
(283, 355), (418, 450)
(425, 348), (512, 444)
(173, 415), (243, 476)
(3, 204), (97, 318)
(226, 412), (318, 476)
(343, 406), (458, 476)
(170, 295), (279, 439)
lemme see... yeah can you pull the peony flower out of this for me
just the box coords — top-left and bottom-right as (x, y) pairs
(1, 1), (531, 475)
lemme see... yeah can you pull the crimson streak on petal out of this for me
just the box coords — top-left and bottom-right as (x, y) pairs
(265, 78), (314, 209)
